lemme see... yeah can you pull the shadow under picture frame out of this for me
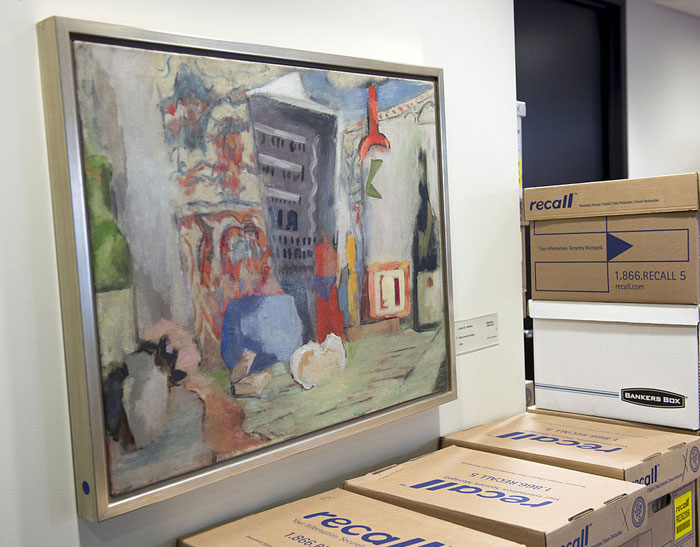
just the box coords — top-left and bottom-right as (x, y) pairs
(36, 16), (456, 521)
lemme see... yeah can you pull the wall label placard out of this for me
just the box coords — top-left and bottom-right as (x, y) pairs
(454, 314), (499, 355)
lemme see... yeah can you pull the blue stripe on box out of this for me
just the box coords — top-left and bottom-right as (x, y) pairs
(535, 383), (619, 399)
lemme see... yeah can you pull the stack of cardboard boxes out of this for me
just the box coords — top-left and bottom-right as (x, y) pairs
(519, 173), (700, 545)
(523, 173), (700, 430)
(182, 415), (700, 547)
(441, 412), (700, 547)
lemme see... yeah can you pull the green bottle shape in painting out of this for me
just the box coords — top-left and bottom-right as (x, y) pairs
(85, 155), (133, 292)
(85, 155), (137, 371)
(412, 149), (442, 331)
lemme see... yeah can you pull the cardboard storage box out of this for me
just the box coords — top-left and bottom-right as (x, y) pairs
(522, 407), (700, 546)
(178, 487), (524, 546)
(441, 412), (700, 547)
(441, 413), (700, 496)
(529, 299), (700, 429)
(345, 445), (650, 547)
(619, 482), (696, 547)
(523, 173), (700, 304)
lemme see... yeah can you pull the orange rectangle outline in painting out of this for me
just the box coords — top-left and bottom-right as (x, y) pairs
(367, 261), (411, 319)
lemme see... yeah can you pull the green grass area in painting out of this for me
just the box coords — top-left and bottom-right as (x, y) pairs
(236, 326), (445, 442)
(206, 367), (232, 394)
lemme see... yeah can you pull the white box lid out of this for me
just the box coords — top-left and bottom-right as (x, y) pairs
(528, 300), (700, 325)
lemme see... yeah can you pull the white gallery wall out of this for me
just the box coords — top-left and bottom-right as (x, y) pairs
(627, 0), (700, 177)
(0, 1), (524, 546)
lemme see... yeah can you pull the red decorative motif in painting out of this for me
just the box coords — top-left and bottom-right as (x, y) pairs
(314, 238), (345, 342)
(177, 209), (281, 364)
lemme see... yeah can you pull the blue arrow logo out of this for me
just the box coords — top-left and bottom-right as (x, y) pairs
(607, 233), (634, 261)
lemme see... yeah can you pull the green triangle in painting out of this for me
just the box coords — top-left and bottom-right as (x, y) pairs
(366, 181), (383, 199)
(365, 158), (383, 199)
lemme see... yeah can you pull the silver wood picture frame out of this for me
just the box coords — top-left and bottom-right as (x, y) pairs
(36, 16), (456, 521)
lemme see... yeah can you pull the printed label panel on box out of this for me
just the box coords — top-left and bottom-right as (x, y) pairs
(674, 490), (693, 541)
(535, 262), (610, 292)
(533, 216), (691, 294)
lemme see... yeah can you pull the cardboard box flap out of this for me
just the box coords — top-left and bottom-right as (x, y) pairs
(367, 451), (435, 479)
(528, 300), (700, 326)
(569, 507), (595, 520)
(523, 173), (700, 221)
(604, 493), (629, 506)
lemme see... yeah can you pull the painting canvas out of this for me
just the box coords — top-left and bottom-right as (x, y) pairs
(38, 17), (454, 520)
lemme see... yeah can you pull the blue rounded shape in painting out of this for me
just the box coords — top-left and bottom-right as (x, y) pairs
(82, 481), (90, 495)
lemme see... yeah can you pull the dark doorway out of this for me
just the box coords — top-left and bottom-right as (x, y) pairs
(516, 0), (626, 187)
(515, 0), (627, 379)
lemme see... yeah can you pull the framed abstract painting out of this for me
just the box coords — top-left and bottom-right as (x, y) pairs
(37, 16), (456, 520)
